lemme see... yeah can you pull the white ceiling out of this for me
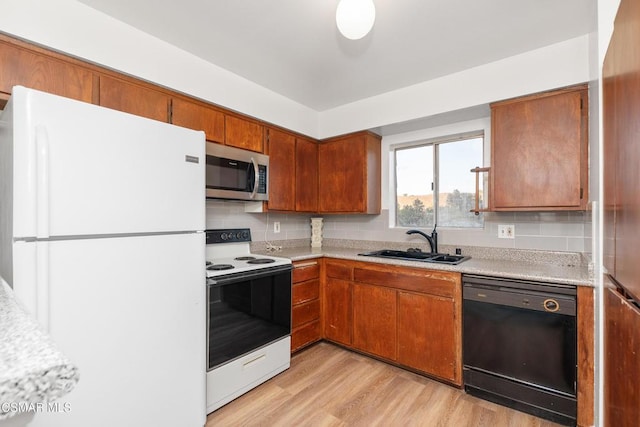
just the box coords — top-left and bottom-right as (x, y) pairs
(78, 0), (596, 112)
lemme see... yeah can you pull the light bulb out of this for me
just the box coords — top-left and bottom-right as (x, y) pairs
(336, 0), (376, 40)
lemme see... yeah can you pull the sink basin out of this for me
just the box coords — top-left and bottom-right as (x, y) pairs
(425, 254), (470, 265)
(359, 249), (434, 261)
(358, 249), (470, 265)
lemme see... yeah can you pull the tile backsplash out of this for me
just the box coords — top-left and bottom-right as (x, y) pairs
(206, 200), (592, 254)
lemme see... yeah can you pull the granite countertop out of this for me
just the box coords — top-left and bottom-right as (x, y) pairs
(0, 279), (79, 421)
(258, 244), (592, 286)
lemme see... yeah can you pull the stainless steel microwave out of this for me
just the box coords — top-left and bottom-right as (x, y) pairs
(205, 143), (269, 201)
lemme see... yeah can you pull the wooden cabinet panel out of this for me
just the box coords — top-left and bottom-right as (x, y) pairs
(291, 260), (321, 353)
(171, 98), (224, 143)
(225, 115), (263, 152)
(291, 320), (321, 352)
(266, 128), (296, 211)
(99, 75), (169, 122)
(491, 85), (588, 211)
(577, 286), (594, 427)
(325, 261), (352, 280)
(292, 261), (320, 283)
(353, 283), (397, 361)
(293, 300), (321, 328)
(295, 137), (318, 212)
(605, 286), (640, 426)
(398, 291), (459, 384)
(0, 40), (93, 103)
(318, 131), (381, 214)
(323, 277), (352, 346)
(292, 279), (320, 305)
(353, 267), (457, 298)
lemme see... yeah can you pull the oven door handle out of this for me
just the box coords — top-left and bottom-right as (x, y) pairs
(207, 264), (293, 287)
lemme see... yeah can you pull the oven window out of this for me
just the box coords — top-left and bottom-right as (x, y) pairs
(208, 269), (291, 369)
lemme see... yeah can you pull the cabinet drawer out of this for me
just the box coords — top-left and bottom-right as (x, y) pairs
(293, 279), (320, 305)
(293, 261), (320, 283)
(292, 299), (320, 328)
(325, 262), (352, 280)
(291, 320), (321, 352)
(354, 267), (458, 298)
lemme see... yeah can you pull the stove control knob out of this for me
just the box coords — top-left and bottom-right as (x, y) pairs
(236, 232), (243, 240)
(220, 233), (228, 241)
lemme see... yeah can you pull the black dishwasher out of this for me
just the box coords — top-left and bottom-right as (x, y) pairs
(462, 274), (577, 426)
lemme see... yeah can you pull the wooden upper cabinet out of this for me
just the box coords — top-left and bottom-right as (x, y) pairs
(266, 128), (296, 211)
(318, 131), (381, 214)
(225, 115), (264, 153)
(0, 39), (93, 103)
(171, 98), (224, 143)
(295, 137), (318, 212)
(490, 85), (588, 211)
(99, 75), (169, 122)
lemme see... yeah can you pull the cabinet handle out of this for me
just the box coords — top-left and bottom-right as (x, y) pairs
(295, 261), (318, 269)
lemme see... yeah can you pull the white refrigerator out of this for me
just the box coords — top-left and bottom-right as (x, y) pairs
(0, 86), (206, 427)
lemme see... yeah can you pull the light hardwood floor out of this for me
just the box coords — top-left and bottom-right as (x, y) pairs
(206, 342), (561, 427)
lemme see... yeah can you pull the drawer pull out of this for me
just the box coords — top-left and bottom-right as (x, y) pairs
(243, 354), (266, 369)
(295, 261), (318, 268)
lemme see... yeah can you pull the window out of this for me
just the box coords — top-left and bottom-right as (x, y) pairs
(395, 133), (484, 228)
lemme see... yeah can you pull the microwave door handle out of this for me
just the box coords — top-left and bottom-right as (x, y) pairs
(250, 157), (259, 199)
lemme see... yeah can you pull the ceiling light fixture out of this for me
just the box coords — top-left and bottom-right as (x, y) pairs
(336, 0), (376, 40)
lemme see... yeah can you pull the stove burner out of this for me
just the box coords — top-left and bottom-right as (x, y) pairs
(246, 258), (276, 265)
(235, 256), (257, 261)
(207, 264), (235, 271)
(206, 261), (213, 266)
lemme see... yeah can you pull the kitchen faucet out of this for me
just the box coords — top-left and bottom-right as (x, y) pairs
(406, 224), (438, 254)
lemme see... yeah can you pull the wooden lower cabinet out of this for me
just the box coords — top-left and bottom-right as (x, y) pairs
(322, 259), (462, 385)
(323, 276), (352, 346)
(291, 260), (321, 352)
(352, 283), (397, 360)
(397, 291), (459, 383)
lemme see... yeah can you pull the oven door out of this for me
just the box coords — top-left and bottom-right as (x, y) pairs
(205, 143), (268, 201)
(207, 264), (292, 370)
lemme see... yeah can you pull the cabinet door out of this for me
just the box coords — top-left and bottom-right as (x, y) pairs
(267, 128), (296, 211)
(0, 40), (93, 102)
(491, 87), (587, 210)
(323, 277), (352, 346)
(295, 137), (318, 212)
(171, 98), (224, 143)
(397, 291), (459, 383)
(352, 283), (397, 361)
(318, 137), (365, 213)
(605, 286), (640, 425)
(99, 75), (169, 122)
(225, 115), (264, 152)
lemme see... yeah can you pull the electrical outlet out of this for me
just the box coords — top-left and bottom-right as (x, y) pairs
(498, 224), (515, 239)
(273, 222), (281, 233)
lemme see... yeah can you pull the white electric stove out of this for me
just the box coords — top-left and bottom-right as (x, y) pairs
(205, 228), (292, 414)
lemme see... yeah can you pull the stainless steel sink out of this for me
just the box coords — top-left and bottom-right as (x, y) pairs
(358, 249), (470, 265)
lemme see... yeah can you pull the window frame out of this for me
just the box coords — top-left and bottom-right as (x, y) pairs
(391, 130), (486, 229)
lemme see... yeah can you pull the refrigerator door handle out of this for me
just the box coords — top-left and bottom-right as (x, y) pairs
(35, 125), (50, 239)
(36, 241), (50, 331)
